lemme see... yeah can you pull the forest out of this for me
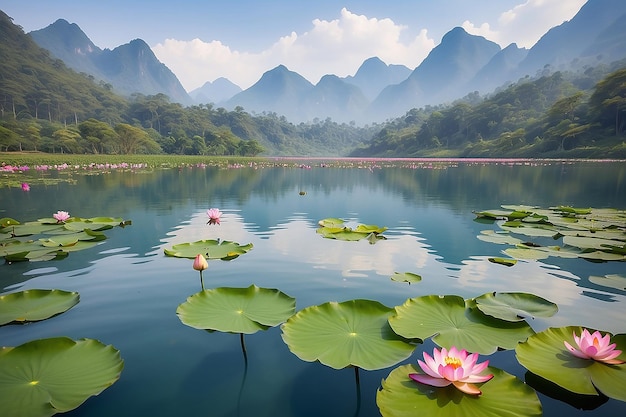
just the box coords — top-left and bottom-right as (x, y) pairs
(1, 10), (625, 158)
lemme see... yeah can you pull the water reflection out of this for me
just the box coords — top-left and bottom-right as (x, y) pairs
(1, 160), (625, 417)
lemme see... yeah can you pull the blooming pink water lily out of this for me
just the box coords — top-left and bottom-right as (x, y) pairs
(206, 208), (222, 225)
(409, 346), (493, 395)
(564, 328), (624, 365)
(53, 211), (70, 223)
(21, 183), (30, 191)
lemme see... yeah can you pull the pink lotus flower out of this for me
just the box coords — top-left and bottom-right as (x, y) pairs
(193, 254), (208, 271)
(409, 346), (493, 395)
(193, 253), (208, 290)
(21, 183), (30, 191)
(564, 328), (624, 365)
(53, 211), (70, 223)
(206, 208), (222, 225)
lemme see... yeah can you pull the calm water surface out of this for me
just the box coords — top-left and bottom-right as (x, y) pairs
(1, 159), (625, 416)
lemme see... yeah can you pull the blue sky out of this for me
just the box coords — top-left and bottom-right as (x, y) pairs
(3, 0), (586, 91)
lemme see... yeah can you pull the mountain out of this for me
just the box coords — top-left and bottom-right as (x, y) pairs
(189, 77), (242, 104)
(225, 65), (314, 121)
(515, 0), (626, 77)
(29, 19), (192, 105)
(302, 74), (369, 123)
(467, 43), (528, 94)
(370, 27), (501, 119)
(342, 57), (412, 101)
(0, 11), (127, 123)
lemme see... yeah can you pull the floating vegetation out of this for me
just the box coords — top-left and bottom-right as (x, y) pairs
(0, 216), (131, 262)
(281, 299), (417, 371)
(0, 337), (124, 417)
(390, 271), (422, 284)
(177, 285), (296, 334)
(164, 239), (253, 260)
(0, 289), (79, 325)
(316, 218), (387, 243)
(475, 205), (626, 262)
(516, 326), (626, 402)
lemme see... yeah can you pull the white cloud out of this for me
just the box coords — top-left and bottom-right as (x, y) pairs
(462, 0), (586, 48)
(152, 8), (435, 92)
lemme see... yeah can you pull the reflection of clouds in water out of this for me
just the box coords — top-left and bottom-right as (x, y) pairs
(159, 211), (255, 248)
(263, 219), (433, 278)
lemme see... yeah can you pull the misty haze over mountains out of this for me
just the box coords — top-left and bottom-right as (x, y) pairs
(27, 0), (626, 124)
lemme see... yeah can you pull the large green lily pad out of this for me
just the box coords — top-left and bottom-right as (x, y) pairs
(281, 299), (417, 370)
(177, 285), (295, 334)
(0, 337), (124, 417)
(0, 289), (80, 325)
(164, 239), (253, 260)
(388, 295), (535, 355)
(472, 292), (558, 322)
(516, 326), (626, 401)
(377, 364), (542, 417)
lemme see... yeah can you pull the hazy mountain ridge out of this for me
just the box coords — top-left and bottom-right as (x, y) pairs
(30, 20), (193, 105)
(14, 0), (626, 125)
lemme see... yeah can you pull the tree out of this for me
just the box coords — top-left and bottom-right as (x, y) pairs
(114, 123), (160, 154)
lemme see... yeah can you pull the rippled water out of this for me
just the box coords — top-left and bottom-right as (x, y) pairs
(1, 159), (625, 416)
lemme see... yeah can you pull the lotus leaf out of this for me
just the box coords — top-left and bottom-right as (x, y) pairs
(477, 205), (626, 262)
(164, 239), (253, 260)
(281, 299), (417, 370)
(516, 327), (626, 401)
(589, 274), (626, 291)
(472, 292), (558, 322)
(377, 364), (542, 417)
(524, 371), (608, 410)
(388, 295), (535, 354)
(0, 337), (123, 417)
(0, 289), (80, 325)
(478, 230), (523, 245)
(177, 285), (295, 334)
(390, 272), (422, 284)
(2, 222), (65, 237)
(488, 257), (518, 266)
(0, 217), (20, 228)
(318, 218), (345, 228)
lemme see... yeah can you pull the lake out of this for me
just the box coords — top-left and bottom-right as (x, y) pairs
(1, 158), (625, 416)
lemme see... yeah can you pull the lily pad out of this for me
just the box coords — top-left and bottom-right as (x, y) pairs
(472, 292), (558, 322)
(589, 274), (626, 291)
(488, 257), (518, 266)
(0, 337), (123, 417)
(478, 230), (523, 245)
(390, 272), (422, 284)
(0, 289), (80, 325)
(516, 326), (626, 401)
(177, 285), (295, 334)
(164, 239), (253, 260)
(377, 364), (542, 417)
(388, 295), (535, 354)
(316, 218), (387, 241)
(281, 299), (417, 370)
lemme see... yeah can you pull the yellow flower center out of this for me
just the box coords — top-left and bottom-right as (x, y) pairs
(444, 356), (462, 369)
(593, 337), (600, 348)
